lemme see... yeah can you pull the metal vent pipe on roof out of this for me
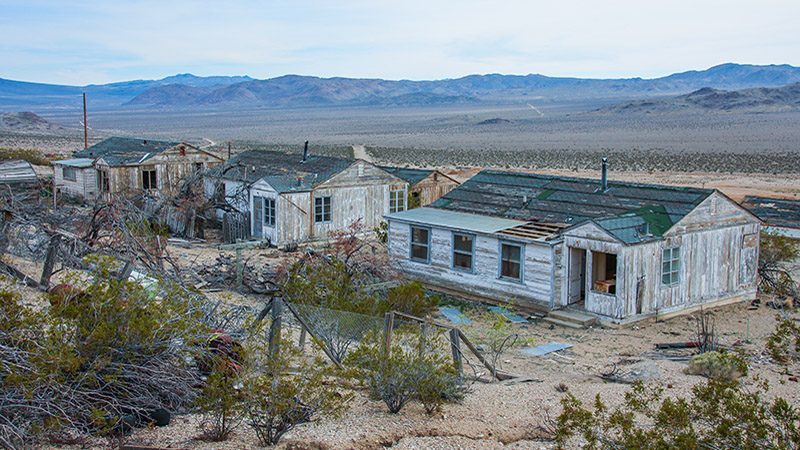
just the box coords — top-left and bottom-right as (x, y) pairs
(302, 140), (309, 162)
(601, 157), (608, 192)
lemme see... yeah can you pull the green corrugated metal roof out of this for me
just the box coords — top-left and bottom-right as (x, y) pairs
(430, 170), (714, 244)
(74, 137), (180, 166)
(207, 149), (354, 193)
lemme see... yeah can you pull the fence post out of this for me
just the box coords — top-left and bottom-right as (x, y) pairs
(419, 322), (429, 356)
(235, 246), (243, 288)
(269, 298), (283, 358)
(383, 312), (395, 357)
(449, 328), (463, 379)
(39, 234), (61, 289)
(299, 327), (307, 350)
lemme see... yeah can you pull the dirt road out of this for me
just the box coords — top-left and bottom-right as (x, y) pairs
(352, 144), (372, 162)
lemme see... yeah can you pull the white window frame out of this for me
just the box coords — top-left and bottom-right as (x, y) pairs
(499, 241), (524, 282)
(314, 196), (331, 223)
(662, 246), (681, 286)
(389, 187), (407, 213)
(452, 232), (475, 273)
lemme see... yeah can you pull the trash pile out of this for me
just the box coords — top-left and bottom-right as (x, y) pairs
(189, 253), (280, 295)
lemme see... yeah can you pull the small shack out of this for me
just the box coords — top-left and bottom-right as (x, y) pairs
(52, 158), (96, 198)
(379, 166), (460, 208)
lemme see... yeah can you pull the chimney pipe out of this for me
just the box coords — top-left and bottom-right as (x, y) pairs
(297, 176), (303, 187)
(302, 140), (309, 162)
(601, 157), (608, 192)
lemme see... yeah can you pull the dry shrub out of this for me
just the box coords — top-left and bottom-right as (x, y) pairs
(685, 351), (748, 382)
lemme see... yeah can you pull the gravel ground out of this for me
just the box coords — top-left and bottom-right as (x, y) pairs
(4, 229), (798, 449)
(62, 299), (796, 450)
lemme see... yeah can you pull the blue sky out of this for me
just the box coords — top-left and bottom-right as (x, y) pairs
(2, 0), (799, 85)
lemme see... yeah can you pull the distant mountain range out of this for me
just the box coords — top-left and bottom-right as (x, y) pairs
(595, 83), (800, 114)
(3, 63), (800, 111)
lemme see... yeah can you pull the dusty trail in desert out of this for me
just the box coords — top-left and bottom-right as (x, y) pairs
(352, 144), (372, 162)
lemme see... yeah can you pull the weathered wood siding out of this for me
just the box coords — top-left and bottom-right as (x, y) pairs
(412, 172), (459, 206)
(561, 193), (761, 321)
(54, 166), (97, 198)
(388, 220), (554, 309)
(308, 161), (405, 243)
(99, 145), (222, 196)
(277, 191), (311, 245)
(249, 180), (280, 243)
(241, 161), (407, 246)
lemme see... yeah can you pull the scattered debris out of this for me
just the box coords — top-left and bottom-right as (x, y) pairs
(655, 341), (700, 349)
(439, 306), (472, 325)
(520, 342), (572, 357)
(599, 359), (660, 384)
(488, 306), (527, 323)
(189, 253), (279, 294)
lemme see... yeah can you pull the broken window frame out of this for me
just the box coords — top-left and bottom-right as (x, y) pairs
(141, 166), (157, 191)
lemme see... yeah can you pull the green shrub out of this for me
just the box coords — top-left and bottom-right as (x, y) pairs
(0, 147), (51, 165)
(382, 281), (440, 317)
(244, 338), (351, 446)
(685, 351), (748, 382)
(0, 257), (208, 446)
(555, 379), (800, 449)
(766, 316), (800, 364)
(373, 221), (388, 243)
(346, 331), (466, 414)
(282, 257), (380, 315)
(759, 233), (799, 298)
(195, 356), (246, 442)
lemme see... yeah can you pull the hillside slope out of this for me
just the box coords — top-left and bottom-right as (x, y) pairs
(595, 83), (800, 114)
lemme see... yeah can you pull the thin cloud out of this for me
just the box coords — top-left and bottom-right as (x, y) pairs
(1, 0), (799, 84)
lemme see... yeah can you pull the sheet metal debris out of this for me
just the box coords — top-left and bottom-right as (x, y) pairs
(520, 341), (572, 357)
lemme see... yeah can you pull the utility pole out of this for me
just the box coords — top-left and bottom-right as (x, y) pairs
(227, 142), (231, 159)
(82, 93), (88, 149)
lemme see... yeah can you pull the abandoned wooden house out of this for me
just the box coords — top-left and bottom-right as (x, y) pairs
(378, 166), (460, 208)
(205, 148), (407, 246)
(53, 137), (223, 199)
(386, 164), (761, 324)
(741, 195), (800, 239)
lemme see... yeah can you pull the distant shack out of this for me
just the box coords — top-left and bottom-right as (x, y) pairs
(741, 195), (800, 239)
(378, 166), (460, 208)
